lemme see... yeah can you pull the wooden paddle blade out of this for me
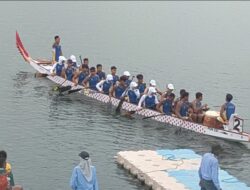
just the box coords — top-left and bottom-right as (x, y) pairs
(58, 85), (72, 93)
(115, 97), (125, 113)
(68, 88), (82, 94)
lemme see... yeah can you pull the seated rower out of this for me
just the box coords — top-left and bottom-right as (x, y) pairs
(110, 66), (119, 85)
(50, 56), (66, 77)
(80, 58), (89, 73)
(70, 55), (78, 68)
(0, 150), (15, 189)
(175, 91), (192, 121)
(191, 92), (208, 123)
(136, 74), (146, 96)
(96, 64), (106, 80)
(156, 93), (175, 116)
(160, 83), (174, 101)
(220, 93), (235, 124)
(73, 64), (89, 86)
(96, 74), (113, 95)
(173, 89), (186, 110)
(137, 87), (159, 110)
(144, 80), (162, 95)
(109, 75), (127, 99)
(83, 67), (100, 91)
(127, 82), (140, 104)
(63, 59), (76, 81)
(123, 71), (131, 87)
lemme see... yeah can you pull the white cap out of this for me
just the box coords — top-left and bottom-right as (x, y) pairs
(149, 79), (156, 86)
(58, 56), (66, 64)
(106, 74), (113, 81)
(70, 55), (77, 63)
(167, 83), (174, 90)
(123, 71), (130, 77)
(130, 81), (138, 88)
(148, 87), (157, 95)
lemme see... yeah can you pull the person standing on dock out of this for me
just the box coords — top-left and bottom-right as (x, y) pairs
(199, 145), (223, 190)
(52, 35), (62, 63)
(70, 151), (99, 190)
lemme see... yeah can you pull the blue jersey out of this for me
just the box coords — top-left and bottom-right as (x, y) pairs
(88, 75), (100, 91)
(225, 102), (235, 120)
(145, 96), (156, 109)
(55, 63), (64, 76)
(103, 81), (112, 95)
(115, 85), (126, 99)
(53, 44), (62, 62)
(65, 67), (75, 81)
(125, 79), (132, 87)
(180, 102), (189, 117)
(163, 99), (173, 115)
(128, 90), (138, 104)
(112, 75), (119, 85)
(78, 72), (88, 85)
(97, 71), (106, 80)
(138, 83), (146, 94)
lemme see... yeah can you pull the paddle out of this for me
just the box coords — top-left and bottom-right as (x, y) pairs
(68, 88), (82, 94)
(79, 55), (83, 64)
(142, 113), (165, 120)
(115, 76), (135, 113)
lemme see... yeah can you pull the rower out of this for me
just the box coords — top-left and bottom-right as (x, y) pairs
(63, 59), (75, 81)
(70, 55), (78, 68)
(220, 93), (235, 123)
(96, 64), (106, 80)
(80, 58), (89, 73)
(173, 89), (186, 110)
(73, 64), (89, 86)
(127, 82), (140, 104)
(111, 66), (119, 85)
(52, 35), (62, 63)
(191, 92), (208, 123)
(137, 87), (159, 110)
(83, 67), (100, 91)
(136, 74), (146, 96)
(156, 93), (175, 116)
(96, 74), (113, 95)
(123, 71), (131, 86)
(50, 56), (66, 77)
(144, 80), (162, 95)
(175, 91), (192, 120)
(160, 83), (174, 101)
(109, 75), (127, 99)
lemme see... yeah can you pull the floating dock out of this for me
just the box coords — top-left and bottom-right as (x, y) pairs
(116, 149), (250, 190)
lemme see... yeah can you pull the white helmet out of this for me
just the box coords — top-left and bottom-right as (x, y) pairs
(123, 71), (130, 77)
(58, 56), (66, 64)
(149, 79), (156, 86)
(148, 87), (157, 95)
(167, 83), (174, 90)
(130, 81), (138, 88)
(70, 55), (77, 63)
(106, 74), (113, 81)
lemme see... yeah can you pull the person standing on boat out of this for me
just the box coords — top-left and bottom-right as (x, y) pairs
(50, 56), (66, 76)
(70, 151), (99, 190)
(73, 64), (90, 86)
(83, 67), (100, 91)
(123, 71), (131, 87)
(156, 93), (175, 116)
(136, 74), (146, 96)
(96, 64), (106, 80)
(110, 66), (119, 85)
(52, 35), (62, 63)
(109, 76), (127, 99)
(127, 82), (140, 104)
(96, 74), (114, 95)
(199, 144), (223, 190)
(191, 92), (208, 123)
(137, 87), (159, 110)
(63, 59), (76, 81)
(220, 94), (235, 123)
(144, 80), (162, 95)
(0, 150), (15, 189)
(175, 91), (192, 120)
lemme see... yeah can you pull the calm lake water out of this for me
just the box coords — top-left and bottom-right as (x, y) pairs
(0, 2), (250, 190)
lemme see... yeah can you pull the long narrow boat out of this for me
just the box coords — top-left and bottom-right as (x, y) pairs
(16, 31), (250, 143)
